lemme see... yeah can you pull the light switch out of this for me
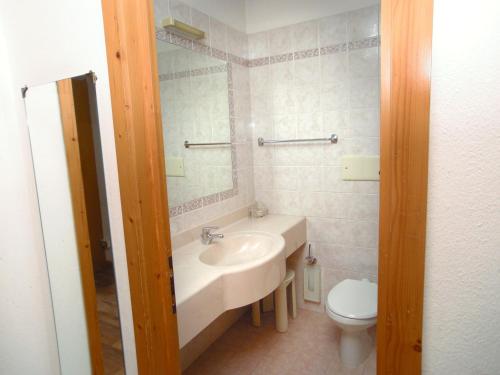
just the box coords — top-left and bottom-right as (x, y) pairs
(341, 155), (380, 181)
(166, 157), (185, 177)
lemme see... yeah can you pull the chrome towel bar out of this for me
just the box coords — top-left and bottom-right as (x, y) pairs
(184, 140), (231, 148)
(257, 134), (338, 147)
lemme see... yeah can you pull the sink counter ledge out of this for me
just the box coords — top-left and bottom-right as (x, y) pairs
(172, 214), (306, 347)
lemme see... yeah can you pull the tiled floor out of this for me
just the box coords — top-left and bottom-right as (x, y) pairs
(184, 308), (376, 375)
(95, 266), (125, 375)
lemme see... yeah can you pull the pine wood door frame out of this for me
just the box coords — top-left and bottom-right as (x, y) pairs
(57, 78), (104, 374)
(378, 0), (434, 373)
(101, 0), (181, 373)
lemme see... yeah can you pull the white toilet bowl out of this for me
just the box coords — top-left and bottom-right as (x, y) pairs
(326, 278), (377, 368)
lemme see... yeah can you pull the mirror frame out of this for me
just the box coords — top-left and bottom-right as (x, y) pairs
(156, 29), (239, 218)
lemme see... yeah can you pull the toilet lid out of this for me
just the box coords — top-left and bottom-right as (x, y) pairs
(327, 279), (377, 319)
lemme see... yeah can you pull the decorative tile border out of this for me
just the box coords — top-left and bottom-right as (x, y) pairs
(156, 28), (380, 70)
(348, 36), (380, 50)
(157, 29), (240, 218)
(249, 37), (379, 67)
(159, 64), (227, 82)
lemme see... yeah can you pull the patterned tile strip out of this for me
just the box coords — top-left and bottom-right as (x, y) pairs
(156, 28), (380, 70)
(159, 64), (227, 82)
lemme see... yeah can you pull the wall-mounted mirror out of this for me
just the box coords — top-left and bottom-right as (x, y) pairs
(24, 74), (125, 374)
(156, 33), (237, 217)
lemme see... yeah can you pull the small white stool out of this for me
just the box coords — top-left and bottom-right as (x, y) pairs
(274, 269), (297, 332)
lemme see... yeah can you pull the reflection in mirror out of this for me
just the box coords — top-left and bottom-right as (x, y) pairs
(156, 38), (236, 214)
(25, 74), (125, 374)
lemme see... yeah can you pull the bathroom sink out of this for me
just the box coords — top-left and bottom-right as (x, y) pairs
(199, 231), (282, 267)
(195, 230), (285, 316)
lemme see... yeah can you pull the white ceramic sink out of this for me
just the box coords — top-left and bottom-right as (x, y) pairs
(173, 216), (306, 347)
(196, 231), (285, 311)
(199, 231), (281, 267)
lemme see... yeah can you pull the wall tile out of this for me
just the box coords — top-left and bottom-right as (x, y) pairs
(248, 32), (269, 59)
(297, 112), (323, 138)
(350, 109), (379, 137)
(268, 26), (292, 55)
(323, 110), (349, 138)
(270, 61), (294, 88)
(349, 77), (379, 109)
(227, 27), (248, 59)
(294, 57), (321, 85)
(246, 6), (381, 313)
(297, 166), (324, 192)
(291, 20), (319, 51)
(349, 46), (379, 78)
(293, 84), (321, 114)
(319, 13), (348, 47)
(209, 18), (227, 52)
(320, 52), (348, 83)
(348, 5), (380, 41)
(170, 0), (191, 24)
(320, 81), (348, 111)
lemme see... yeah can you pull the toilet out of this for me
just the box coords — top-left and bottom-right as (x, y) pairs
(326, 278), (377, 368)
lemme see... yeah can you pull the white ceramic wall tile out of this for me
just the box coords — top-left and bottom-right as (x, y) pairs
(320, 81), (348, 111)
(247, 32), (269, 59)
(293, 84), (321, 114)
(350, 77), (380, 109)
(297, 112), (323, 138)
(248, 6), (380, 311)
(350, 109), (380, 137)
(209, 18), (228, 52)
(299, 166), (325, 191)
(291, 20), (319, 52)
(323, 110), (349, 138)
(320, 52), (348, 83)
(268, 26), (292, 55)
(170, 0), (191, 24)
(272, 166), (298, 190)
(270, 61), (294, 88)
(349, 47), (379, 78)
(294, 57), (321, 85)
(348, 5), (380, 41)
(227, 27), (248, 59)
(319, 13), (348, 47)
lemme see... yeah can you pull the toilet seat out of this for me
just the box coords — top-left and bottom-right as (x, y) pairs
(326, 279), (377, 320)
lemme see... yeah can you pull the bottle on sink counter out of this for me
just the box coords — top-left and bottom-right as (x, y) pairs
(249, 201), (268, 219)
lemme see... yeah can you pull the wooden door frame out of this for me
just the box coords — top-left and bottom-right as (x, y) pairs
(57, 77), (104, 374)
(101, 0), (180, 373)
(100, 0), (434, 373)
(378, 0), (433, 373)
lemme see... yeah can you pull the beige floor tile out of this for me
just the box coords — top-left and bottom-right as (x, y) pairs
(184, 308), (376, 375)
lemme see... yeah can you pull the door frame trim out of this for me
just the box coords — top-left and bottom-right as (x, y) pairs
(377, 0), (434, 373)
(101, 0), (180, 373)
(100, 0), (434, 373)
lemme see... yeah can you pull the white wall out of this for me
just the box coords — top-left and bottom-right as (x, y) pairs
(245, 0), (379, 33)
(25, 83), (92, 375)
(0, 28), (61, 375)
(0, 0), (137, 374)
(424, 0), (500, 374)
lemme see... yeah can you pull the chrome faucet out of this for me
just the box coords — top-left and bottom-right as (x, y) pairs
(201, 226), (224, 245)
